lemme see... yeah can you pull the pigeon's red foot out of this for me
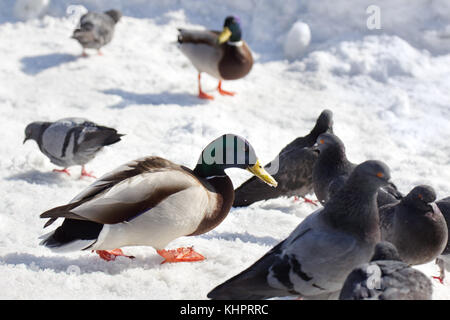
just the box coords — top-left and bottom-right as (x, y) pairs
(217, 81), (235, 96)
(94, 249), (135, 262)
(157, 247), (205, 264)
(80, 166), (96, 179)
(432, 276), (445, 284)
(81, 51), (88, 58)
(53, 168), (71, 176)
(198, 90), (214, 100)
(97, 50), (103, 56)
(293, 196), (319, 206)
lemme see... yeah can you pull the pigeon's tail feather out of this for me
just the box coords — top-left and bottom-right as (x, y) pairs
(233, 176), (281, 207)
(208, 241), (293, 300)
(80, 128), (123, 152)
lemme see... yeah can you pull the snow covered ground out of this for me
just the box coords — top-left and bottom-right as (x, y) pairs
(0, 0), (449, 299)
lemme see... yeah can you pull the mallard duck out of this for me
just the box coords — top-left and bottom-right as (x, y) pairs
(177, 16), (253, 100)
(24, 117), (123, 178)
(39, 134), (277, 263)
(72, 9), (122, 57)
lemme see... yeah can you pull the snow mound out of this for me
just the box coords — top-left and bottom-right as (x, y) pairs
(283, 21), (311, 60)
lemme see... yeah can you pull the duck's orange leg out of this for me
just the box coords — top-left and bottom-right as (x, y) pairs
(217, 80), (235, 96)
(94, 249), (135, 262)
(198, 73), (214, 100)
(157, 247), (205, 264)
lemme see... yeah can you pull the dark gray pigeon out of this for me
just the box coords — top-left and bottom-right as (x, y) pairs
(433, 196), (450, 283)
(339, 241), (433, 300)
(72, 9), (122, 56)
(312, 133), (402, 207)
(208, 160), (391, 300)
(233, 109), (333, 207)
(24, 117), (123, 177)
(379, 185), (448, 266)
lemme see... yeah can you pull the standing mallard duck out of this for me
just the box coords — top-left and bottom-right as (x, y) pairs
(177, 16), (253, 100)
(39, 134), (277, 263)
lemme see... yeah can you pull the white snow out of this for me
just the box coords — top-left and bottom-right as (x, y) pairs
(0, 0), (449, 299)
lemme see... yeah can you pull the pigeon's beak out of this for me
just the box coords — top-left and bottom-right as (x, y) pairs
(247, 160), (278, 187)
(23, 137), (29, 144)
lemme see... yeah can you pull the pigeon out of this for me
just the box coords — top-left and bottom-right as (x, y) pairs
(339, 241), (433, 300)
(207, 160), (391, 300)
(312, 133), (402, 207)
(24, 117), (123, 178)
(72, 9), (122, 57)
(233, 109), (333, 207)
(379, 185), (448, 266)
(432, 196), (450, 283)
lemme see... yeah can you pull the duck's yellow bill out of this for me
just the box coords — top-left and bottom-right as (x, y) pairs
(247, 160), (278, 187)
(217, 27), (232, 44)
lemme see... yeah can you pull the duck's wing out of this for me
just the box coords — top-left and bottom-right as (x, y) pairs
(40, 157), (198, 227)
(233, 148), (317, 207)
(177, 28), (220, 46)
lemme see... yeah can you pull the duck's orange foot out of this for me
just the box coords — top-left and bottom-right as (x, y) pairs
(80, 166), (96, 179)
(432, 276), (445, 284)
(53, 168), (71, 176)
(157, 247), (205, 264)
(198, 91), (214, 100)
(217, 81), (235, 96)
(94, 249), (135, 262)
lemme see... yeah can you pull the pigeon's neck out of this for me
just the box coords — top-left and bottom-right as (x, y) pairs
(319, 147), (349, 169)
(324, 178), (381, 242)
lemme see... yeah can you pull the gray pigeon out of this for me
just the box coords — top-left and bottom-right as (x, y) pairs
(208, 160), (391, 300)
(379, 185), (448, 266)
(433, 196), (450, 283)
(233, 109), (333, 207)
(72, 9), (122, 56)
(312, 133), (402, 207)
(339, 241), (433, 300)
(24, 117), (123, 177)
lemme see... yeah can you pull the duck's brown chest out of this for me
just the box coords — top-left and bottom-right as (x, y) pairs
(188, 175), (234, 236)
(219, 43), (253, 80)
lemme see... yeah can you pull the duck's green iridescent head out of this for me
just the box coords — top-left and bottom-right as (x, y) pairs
(218, 16), (242, 44)
(194, 134), (277, 187)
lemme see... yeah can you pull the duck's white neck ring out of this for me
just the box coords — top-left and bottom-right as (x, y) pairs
(227, 40), (243, 46)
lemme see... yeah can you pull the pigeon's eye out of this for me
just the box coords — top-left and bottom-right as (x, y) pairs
(376, 172), (384, 178)
(320, 139), (324, 144)
(418, 194), (423, 200)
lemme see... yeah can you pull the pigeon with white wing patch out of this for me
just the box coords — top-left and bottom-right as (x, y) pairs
(24, 117), (123, 178)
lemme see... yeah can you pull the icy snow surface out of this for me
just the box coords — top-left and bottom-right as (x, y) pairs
(0, 0), (449, 299)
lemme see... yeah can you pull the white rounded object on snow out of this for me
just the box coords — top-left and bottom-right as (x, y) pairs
(283, 21), (311, 60)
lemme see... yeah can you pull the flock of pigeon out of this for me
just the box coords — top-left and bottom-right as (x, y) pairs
(21, 9), (450, 300)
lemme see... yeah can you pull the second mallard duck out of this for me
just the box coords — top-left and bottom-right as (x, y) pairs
(177, 16), (253, 100)
(39, 134), (277, 263)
